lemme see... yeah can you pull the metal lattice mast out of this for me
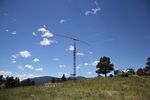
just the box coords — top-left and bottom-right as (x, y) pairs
(73, 39), (76, 79)
(54, 33), (89, 79)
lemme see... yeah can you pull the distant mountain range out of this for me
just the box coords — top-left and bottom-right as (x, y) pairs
(22, 76), (86, 85)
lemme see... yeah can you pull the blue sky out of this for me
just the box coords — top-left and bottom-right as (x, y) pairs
(0, 0), (150, 80)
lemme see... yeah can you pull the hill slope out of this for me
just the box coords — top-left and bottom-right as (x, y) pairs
(22, 76), (86, 85)
(0, 76), (150, 100)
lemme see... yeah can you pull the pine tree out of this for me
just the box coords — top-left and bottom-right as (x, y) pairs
(96, 56), (114, 77)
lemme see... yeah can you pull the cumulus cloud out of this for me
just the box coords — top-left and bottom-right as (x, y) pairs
(60, 19), (66, 23)
(53, 58), (60, 61)
(37, 27), (54, 38)
(11, 31), (16, 35)
(87, 71), (92, 75)
(17, 65), (24, 70)
(5, 29), (16, 35)
(82, 60), (99, 67)
(19, 50), (31, 58)
(67, 45), (74, 52)
(94, 1), (99, 6)
(59, 65), (66, 68)
(77, 52), (85, 56)
(33, 58), (40, 62)
(24, 65), (34, 70)
(32, 32), (37, 36)
(12, 60), (16, 63)
(12, 54), (18, 59)
(85, 7), (101, 15)
(88, 51), (93, 54)
(40, 38), (54, 46)
(91, 60), (99, 66)
(92, 8), (101, 14)
(11, 54), (19, 64)
(85, 11), (93, 15)
(35, 67), (43, 71)
(37, 28), (47, 32)
(76, 66), (80, 70)
(5, 29), (9, 32)
(84, 63), (90, 66)
(41, 31), (53, 38)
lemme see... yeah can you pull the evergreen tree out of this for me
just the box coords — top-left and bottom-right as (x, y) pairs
(51, 78), (56, 83)
(0, 75), (3, 85)
(61, 74), (67, 82)
(96, 56), (114, 77)
(146, 57), (150, 69)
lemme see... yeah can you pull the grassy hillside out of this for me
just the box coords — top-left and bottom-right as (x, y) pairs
(0, 76), (150, 100)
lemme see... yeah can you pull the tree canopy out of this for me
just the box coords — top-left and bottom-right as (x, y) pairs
(96, 56), (114, 77)
(146, 57), (150, 69)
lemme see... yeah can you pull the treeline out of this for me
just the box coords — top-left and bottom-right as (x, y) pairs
(0, 76), (35, 89)
(50, 74), (80, 83)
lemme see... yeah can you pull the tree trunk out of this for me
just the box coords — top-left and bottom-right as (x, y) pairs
(105, 73), (107, 77)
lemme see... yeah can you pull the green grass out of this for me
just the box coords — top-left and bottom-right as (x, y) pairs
(1, 76), (150, 100)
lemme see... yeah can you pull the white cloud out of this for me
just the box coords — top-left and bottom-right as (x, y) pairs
(37, 28), (47, 32)
(40, 38), (54, 46)
(43, 25), (47, 28)
(19, 50), (31, 58)
(67, 45), (74, 52)
(25, 65), (34, 70)
(5, 29), (9, 32)
(60, 19), (66, 23)
(37, 27), (54, 38)
(0, 70), (41, 80)
(15, 74), (40, 80)
(92, 8), (101, 14)
(82, 60), (99, 67)
(0, 71), (13, 77)
(94, 1), (99, 6)
(32, 32), (37, 36)
(53, 58), (60, 61)
(91, 60), (99, 66)
(12, 60), (16, 63)
(11, 31), (16, 35)
(59, 65), (66, 68)
(87, 71), (92, 75)
(12, 54), (18, 59)
(84, 63), (89, 66)
(88, 51), (93, 54)
(33, 58), (40, 62)
(11, 54), (18, 64)
(5, 29), (16, 35)
(77, 52), (85, 56)
(41, 31), (53, 38)
(76, 66), (80, 70)
(85, 11), (93, 15)
(85, 7), (101, 15)
(17, 65), (24, 70)
(35, 67), (43, 71)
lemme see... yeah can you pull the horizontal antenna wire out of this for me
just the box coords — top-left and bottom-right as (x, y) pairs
(54, 33), (89, 46)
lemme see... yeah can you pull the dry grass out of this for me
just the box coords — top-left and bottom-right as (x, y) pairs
(0, 76), (150, 100)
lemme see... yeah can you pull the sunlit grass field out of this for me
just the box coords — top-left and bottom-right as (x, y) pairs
(0, 76), (150, 100)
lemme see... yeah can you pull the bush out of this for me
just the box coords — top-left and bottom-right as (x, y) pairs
(109, 74), (113, 77)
